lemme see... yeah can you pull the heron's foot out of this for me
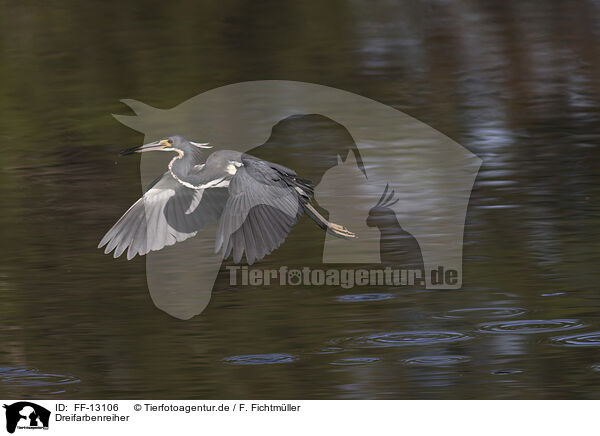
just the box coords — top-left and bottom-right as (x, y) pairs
(327, 222), (357, 239)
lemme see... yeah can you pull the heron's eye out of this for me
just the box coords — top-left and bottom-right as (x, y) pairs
(167, 139), (173, 144)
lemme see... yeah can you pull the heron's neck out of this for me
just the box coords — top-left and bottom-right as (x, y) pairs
(168, 151), (201, 189)
(168, 150), (190, 171)
(168, 150), (225, 190)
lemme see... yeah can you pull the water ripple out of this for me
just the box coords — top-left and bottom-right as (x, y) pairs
(403, 355), (470, 367)
(335, 293), (394, 302)
(331, 331), (471, 348)
(315, 346), (345, 355)
(0, 367), (80, 388)
(435, 307), (527, 320)
(477, 319), (585, 334)
(491, 369), (523, 375)
(551, 331), (600, 347)
(330, 357), (380, 366)
(222, 353), (297, 365)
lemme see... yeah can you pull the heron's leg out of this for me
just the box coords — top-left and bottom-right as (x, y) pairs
(302, 202), (356, 239)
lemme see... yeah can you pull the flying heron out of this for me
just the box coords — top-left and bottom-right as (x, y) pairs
(99, 135), (356, 264)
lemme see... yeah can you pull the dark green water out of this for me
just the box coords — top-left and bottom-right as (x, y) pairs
(1, 0), (600, 399)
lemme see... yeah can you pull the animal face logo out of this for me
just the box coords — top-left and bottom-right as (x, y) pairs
(111, 80), (481, 319)
(3, 402), (50, 434)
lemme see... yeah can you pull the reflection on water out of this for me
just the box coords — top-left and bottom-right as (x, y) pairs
(331, 331), (473, 348)
(434, 307), (528, 320)
(0, 1), (600, 398)
(335, 293), (395, 303)
(330, 357), (380, 366)
(0, 367), (80, 396)
(552, 332), (600, 347)
(222, 354), (298, 365)
(402, 356), (471, 367)
(476, 319), (586, 335)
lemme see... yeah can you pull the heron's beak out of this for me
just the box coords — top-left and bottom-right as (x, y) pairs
(120, 139), (169, 156)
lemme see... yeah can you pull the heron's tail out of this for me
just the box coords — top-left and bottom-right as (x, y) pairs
(282, 172), (355, 239)
(288, 175), (314, 198)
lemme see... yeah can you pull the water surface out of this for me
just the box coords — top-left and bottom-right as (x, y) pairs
(1, 1), (599, 399)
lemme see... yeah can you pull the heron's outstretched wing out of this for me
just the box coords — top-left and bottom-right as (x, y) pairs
(99, 173), (228, 260)
(215, 157), (304, 265)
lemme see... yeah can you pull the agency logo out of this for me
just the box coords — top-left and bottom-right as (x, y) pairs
(106, 80), (480, 319)
(3, 402), (50, 434)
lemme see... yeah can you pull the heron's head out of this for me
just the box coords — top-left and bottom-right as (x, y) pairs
(120, 134), (212, 157)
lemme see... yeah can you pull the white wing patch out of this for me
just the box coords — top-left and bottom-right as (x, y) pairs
(225, 160), (243, 175)
(185, 190), (204, 214)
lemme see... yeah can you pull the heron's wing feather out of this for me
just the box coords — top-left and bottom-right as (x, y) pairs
(215, 158), (302, 265)
(99, 173), (228, 259)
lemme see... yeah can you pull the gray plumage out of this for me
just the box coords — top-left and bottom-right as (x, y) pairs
(99, 135), (355, 264)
